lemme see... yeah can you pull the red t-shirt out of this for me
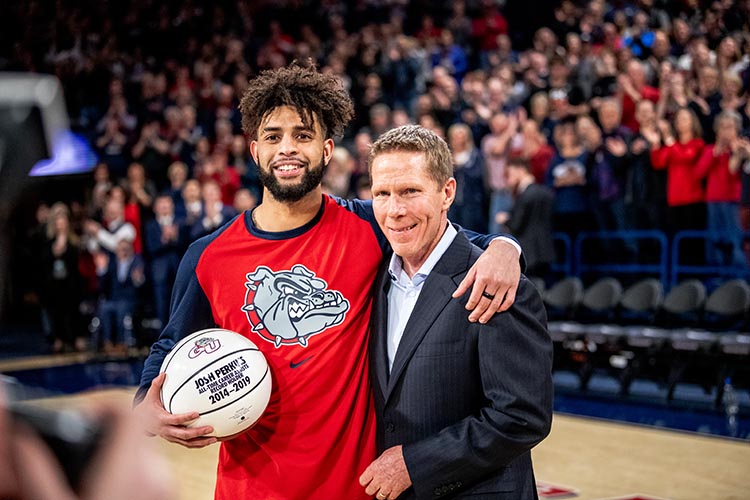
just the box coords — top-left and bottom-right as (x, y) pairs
(651, 138), (706, 206)
(195, 196), (381, 499)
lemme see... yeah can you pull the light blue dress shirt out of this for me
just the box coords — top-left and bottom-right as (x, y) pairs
(386, 223), (458, 372)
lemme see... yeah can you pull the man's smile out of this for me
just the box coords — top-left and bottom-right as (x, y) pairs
(388, 223), (417, 234)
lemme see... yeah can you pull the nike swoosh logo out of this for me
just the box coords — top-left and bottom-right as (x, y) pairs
(290, 356), (313, 369)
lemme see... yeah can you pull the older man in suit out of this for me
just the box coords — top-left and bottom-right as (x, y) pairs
(360, 125), (553, 500)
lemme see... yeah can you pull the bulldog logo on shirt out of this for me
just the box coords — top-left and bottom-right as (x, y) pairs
(242, 265), (350, 348)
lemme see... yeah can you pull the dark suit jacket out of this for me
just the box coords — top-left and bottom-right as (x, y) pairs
(506, 183), (555, 273)
(370, 230), (553, 500)
(144, 217), (184, 281)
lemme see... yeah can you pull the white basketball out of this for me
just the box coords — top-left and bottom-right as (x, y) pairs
(159, 328), (272, 438)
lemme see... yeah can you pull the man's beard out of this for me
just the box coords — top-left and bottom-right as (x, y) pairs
(256, 158), (326, 202)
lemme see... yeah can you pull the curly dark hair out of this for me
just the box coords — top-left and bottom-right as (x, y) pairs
(239, 63), (354, 140)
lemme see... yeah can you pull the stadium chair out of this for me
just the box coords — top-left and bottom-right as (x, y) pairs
(619, 278), (664, 324)
(580, 278), (623, 320)
(578, 278), (626, 357)
(657, 279), (707, 327)
(543, 277), (584, 373)
(574, 278), (624, 390)
(702, 279), (750, 330)
(617, 280), (697, 396)
(543, 276), (584, 321)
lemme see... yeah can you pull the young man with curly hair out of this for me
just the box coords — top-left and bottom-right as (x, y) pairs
(134, 63), (522, 499)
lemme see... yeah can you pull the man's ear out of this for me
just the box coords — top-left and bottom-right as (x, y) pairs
(323, 138), (334, 165)
(249, 140), (259, 164)
(443, 177), (457, 210)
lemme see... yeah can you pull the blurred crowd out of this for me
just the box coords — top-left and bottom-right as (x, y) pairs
(3, 0), (750, 353)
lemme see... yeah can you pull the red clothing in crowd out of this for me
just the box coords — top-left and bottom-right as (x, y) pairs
(651, 138), (706, 206)
(472, 11), (508, 51)
(200, 167), (241, 206)
(529, 144), (555, 185)
(621, 85), (659, 133)
(695, 145), (742, 202)
(124, 201), (142, 254)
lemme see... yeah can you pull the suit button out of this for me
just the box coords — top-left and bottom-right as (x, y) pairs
(456, 481), (462, 488)
(434, 488), (442, 496)
(386, 422), (395, 432)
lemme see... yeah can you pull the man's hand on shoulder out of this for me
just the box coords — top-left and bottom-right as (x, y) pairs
(133, 373), (217, 449)
(359, 445), (412, 500)
(453, 238), (521, 323)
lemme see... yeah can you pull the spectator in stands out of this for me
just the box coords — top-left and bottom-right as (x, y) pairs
(627, 99), (667, 233)
(472, 0), (509, 69)
(84, 197), (136, 255)
(445, 0), (472, 54)
(645, 107), (706, 263)
(197, 150), (240, 206)
(430, 30), (468, 84)
(597, 97), (633, 142)
(164, 161), (189, 218)
(189, 180), (236, 241)
(176, 105), (202, 168)
(97, 94), (137, 138)
(40, 203), (83, 353)
(123, 162), (156, 221)
(546, 54), (589, 121)
(546, 119), (591, 240)
(517, 119), (555, 185)
(577, 115), (627, 233)
(500, 157), (555, 278)
(590, 50), (620, 104)
(447, 123), (487, 232)
(426, 66), (462, 130)
(695, 111), (746, 267)
(618, 59), (660, 133)
(379, 36), (423, 113)
(656, 64), (691, 123)
(181, 179), (204, 227)
(95, 117), (129, 178)
(233, 188), (258, 214)
(482, 111), (519, 233)
(228, 135), (259, 195)
(145, 195), (183, 329)
(528, 91), (556, 144)
(322, 147), (354, 198)
(89, 163), (113, 219)
(131, 118), (171, 190)
(718, 71), (750, 132)
(690, 65), (722, 143)
(94, 239), (145, 353)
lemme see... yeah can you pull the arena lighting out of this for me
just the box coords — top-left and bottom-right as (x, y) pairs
(30, 129), (98, 176)
(0, 72), (96, 186)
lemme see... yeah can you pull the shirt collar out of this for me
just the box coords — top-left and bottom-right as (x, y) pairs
(388, 222), (458, 287)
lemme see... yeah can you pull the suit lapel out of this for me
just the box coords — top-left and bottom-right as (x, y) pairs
(384, 231), (473, 402)
(372, 260), (391, 400)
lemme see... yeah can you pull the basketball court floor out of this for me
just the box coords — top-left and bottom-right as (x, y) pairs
(18, 386), (750, 500)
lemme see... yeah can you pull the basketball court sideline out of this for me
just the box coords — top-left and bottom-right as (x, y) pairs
(21, 387), (750, 500)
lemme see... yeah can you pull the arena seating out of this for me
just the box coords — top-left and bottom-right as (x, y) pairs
(543, 275), (750, 401)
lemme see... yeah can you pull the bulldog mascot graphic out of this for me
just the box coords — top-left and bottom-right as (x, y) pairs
(242, 265), (350, 348)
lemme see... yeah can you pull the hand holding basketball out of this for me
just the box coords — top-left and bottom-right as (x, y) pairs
(158, 329), (272, 440)
(134, 372), (218, 449)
